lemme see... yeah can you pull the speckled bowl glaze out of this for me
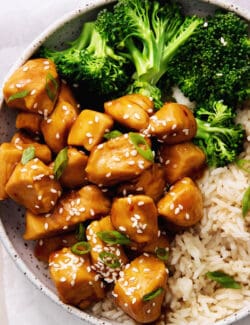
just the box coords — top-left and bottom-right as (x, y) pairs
(0, 1), (249, 325)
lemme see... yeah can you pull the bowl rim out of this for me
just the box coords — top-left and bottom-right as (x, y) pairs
(0, 1), (249, 324)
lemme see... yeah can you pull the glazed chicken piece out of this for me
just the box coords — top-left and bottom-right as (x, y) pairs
(85, 134), (153, 186)
(104, 94), (153, 131)
(0, 141), (52, 200)
(3, 58), (59, 115)
(113, 254), (167, 323)
(49, 247), (105, 309)
(58, 82), (78, 107)
(111, 195), (158, 244)
(58, 147), (88, 189)
(23, 185), (111, 240)
(16, 112), (43, 135)
(41, 86), (80, 153)
(0, 143), (24, 200)
(5, 158), (61, 214)
(10, 132), (52, 163)
(159, 142), (206, 184)
(147, 102), (197, 143)
(34, 232), (78, 263)
(157, 177), (203, 227)
(117, 163), (166, 202)
(11, 131), (40, 145)
(68, 110), (114, 151)
(86, 216), (128, 283)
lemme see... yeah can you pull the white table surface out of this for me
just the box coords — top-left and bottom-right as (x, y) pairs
(0, 1), (249, 324)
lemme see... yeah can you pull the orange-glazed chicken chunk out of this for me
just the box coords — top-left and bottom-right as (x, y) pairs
(113, 254), (168, 323)
(58, 147), (88, 189)
(111, 195), (158, 244)
(118, 163), (166, 202)
(85, 133), (153, 186)
(16, 112), (42, 135)
(86, 216), (128, 283)
(157, 177), (203, 227)
(104, 94), (153, 131)
(147, 102), (197, 143)
(68, 109), (113, 151)
(0, 143), (23, 200)
(159, 142), (206, 184)
(49, 247), (105, 309)
(34, 232), (78, 263)
(3, 58), (59, 115)
(41, 85), (80, 153)
(23, 185), (111, 240)
(5, 158), (61, 214)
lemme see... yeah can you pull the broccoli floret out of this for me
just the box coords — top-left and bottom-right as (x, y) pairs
(97, 0), (203, 108)
(194, 100), (245, 167)
(167, 10), (250, 105)
(39, 21), (130, 97)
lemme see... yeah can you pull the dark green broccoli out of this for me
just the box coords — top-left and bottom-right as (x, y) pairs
(194, 100), (245, 167)
(97, 0), (203, 108)
(167, 10), (250, 106)
(39, 21), (130, 97)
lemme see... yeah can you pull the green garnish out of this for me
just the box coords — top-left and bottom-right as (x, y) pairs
(142, 287), (164, 301)
(99, 251), (121, 269)
(7, 90), (30, 103)
(21, 146), (35, 165)
(45, 72), (58, 101)
(128, 132), (154, 162)
(75, 223), (86, 241)
(235, 159), (250, 174)
(206, 271), (241, 289)
(53, 147), (68, 180)
(155, 247), (169, 261)
(71, 241), (91, 255)
(242, 186), (250, 218)
(104, 130), (122, 140)
(97, 230), (131, 245)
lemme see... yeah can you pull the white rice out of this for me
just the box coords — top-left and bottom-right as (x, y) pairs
(90, 104), (250, 324)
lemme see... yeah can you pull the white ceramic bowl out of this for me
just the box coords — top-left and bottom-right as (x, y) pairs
(0, 1), (249, 324)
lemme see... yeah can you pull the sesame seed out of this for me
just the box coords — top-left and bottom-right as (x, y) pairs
(128, 160), (135, 165)
(22, 66), (29, 72)
(47, 118), (52, 124)
(44, 223), (49, 230)
(123, 114), (129, 120)
(15, 83), (22, 88)
(63, 225), (68, 230)
(60, 277), (67, 282)
(165, 159), (170, 165)
(146, 309), (151, 314)
(134, 113), (141, 120)
(97, 143), (104, 150)
(39, 239), (43, 246)
(37, 195), (42, 201)
(174, 207), (180, 215)
(33, 102), (38, 109)
(90, 208), (95, 216)
(30, 89), (36, 95)
(118, 226), (126, 232)
(132, 297), (136, 304)
(185, 213), (190, 220)
(55, 132), (60, 139)
(94, 115), (100, 123)
(137, 201), (144, 206)
(106, 172), (111, 178)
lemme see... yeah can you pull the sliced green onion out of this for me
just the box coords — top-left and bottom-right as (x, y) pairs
(242, 186), (250, 218)
(21, 146), (35, 165)
(99, 251), (121, 269)
(75, 223), (86, 241)
(71, 241), (91, 255)
(235, 159), (250, 174)
(104, 130), (122, 140)
(129, 132), (154, 162)
(7, 90), (30, 103)
(97, 230), (131, 245)
(155, 247), (169, 261)
(45, 72), (58, 101)
(206, 271), (241, 289)
(53, 147), (68, 180)
(143, 287), (164, 301)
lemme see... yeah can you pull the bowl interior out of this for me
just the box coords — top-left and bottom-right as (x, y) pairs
(0, 1), (249, 325)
